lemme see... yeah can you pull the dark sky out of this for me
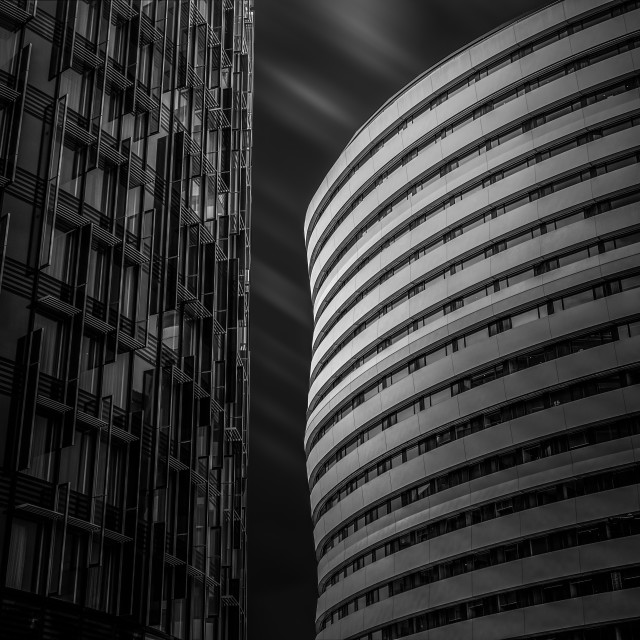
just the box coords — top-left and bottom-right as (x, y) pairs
(248, 1), (550, 638)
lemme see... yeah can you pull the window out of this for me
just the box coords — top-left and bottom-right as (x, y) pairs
(6, 519), (39, 591)
(464, 328), (486, 346)
(59, 428), (96, 494)
(76, 0), (99, 41)
(396, 403), (415, 423)
(87, 246), (108, 301)
(120, 265), (139, 321)
(35, 315), (69, 379)
(48, 228), (77, 283)
(60, 70), (92, 117)
(86, 543), (119, 613)
(26, 415), (59, 482)
(79, 335), (102, 395)
(499, 592), (518, 611)
(60, 532), (88, 603)
(60, 146), (85, 199)
(108, 22), (127, 65)
(511, 308), (538, 328)
(620, 320), (640, 339)
(561, 289), (593, 309)
(430, 387), (450, 406)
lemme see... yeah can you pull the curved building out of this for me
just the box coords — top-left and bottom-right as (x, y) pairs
(304, 2), (640, 639)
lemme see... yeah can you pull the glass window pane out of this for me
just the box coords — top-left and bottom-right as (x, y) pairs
(6, 519), (39, 591)
(511, 307), (539, 328)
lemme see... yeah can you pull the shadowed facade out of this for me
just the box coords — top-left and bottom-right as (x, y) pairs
(0, 1), (252, 638)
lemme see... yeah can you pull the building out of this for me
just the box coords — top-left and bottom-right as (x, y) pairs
(0, 0), (252, 639)
(304, 1), (640, 639)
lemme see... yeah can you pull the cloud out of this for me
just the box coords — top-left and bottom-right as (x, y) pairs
(258, 62), (357, 146)
(263, 64), (355, 128)
(251, 257), (311, 328)
(313, 0), (416, 81)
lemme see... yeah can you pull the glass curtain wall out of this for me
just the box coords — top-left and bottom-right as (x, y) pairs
(0, 1), (253, 639)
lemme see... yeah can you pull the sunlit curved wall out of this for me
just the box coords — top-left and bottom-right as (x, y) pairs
(304, 1), (640, 639)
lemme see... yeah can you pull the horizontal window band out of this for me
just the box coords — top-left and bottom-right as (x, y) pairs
(319, 505), (640, 630)
(313, 111), (640, 341)
(308, 33), (640, 275)
(311, 72), (640, 300)
(313, 319), (640, 523)
(309, 270), (640, 483)
(308, 184), (640, 413)
(307, 233), (640, 455)
(345, 564), (640, 640)
(310, 145), (640, 383)
(311, 131), (640, 381)
(305, 0), (640, 245)
(318, 461), (640, 592)
(318, 365), (640, 557)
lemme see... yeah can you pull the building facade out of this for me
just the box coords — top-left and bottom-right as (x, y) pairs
(0, 1), (252, 639)
(304, 1), (640, 639)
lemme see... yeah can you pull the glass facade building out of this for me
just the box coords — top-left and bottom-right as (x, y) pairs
(304, 1), (640, 639)
(0, 1), (252, 639)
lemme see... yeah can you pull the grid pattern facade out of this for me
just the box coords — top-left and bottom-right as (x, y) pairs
(304, 1), (640, 639)
(0, 1), (252, 639)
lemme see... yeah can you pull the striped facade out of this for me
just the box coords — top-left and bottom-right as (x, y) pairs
(305, 1), (640, 639)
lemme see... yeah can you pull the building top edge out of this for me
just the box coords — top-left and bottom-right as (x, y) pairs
(303, 0), (568, 233)
(346, 1), (563, 147)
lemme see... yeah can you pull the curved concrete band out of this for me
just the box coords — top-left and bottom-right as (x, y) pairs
(305, 1), (640, 639)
